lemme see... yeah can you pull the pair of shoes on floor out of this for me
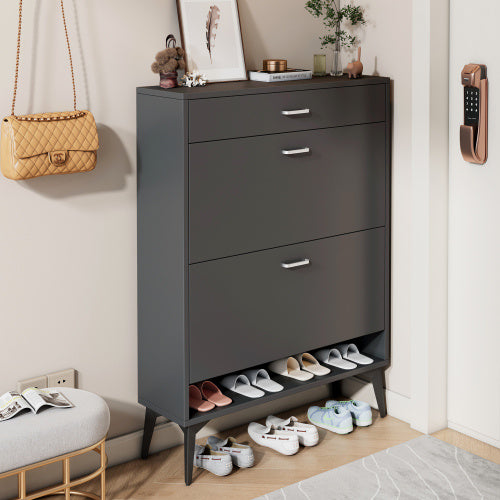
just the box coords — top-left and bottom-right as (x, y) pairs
(316, 343), (374, 370)
(307, 399), (373, 434)
(248, 415), (319, 455)
(189, 381), (232, 412)
(194, 436), (254, 476)
(220, 369), (283, 399)
(269, 352), (330, 381)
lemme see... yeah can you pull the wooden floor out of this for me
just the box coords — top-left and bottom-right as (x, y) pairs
(81, 401), (498, 499)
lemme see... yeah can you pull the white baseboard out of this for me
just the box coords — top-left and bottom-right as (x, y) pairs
(340, 377), (412, 423)
(448, 420), (500, 449)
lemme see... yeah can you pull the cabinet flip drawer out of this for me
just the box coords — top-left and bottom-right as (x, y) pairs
(188, 84), (386, 143)
(188, 228), (385, 383)
(189, 122), (386, 263)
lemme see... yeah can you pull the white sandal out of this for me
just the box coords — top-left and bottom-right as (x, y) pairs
(220, 374), (265, 398)
(243, 368), (284, 392)
(268, 357), (313, 381)
(295, 352), (330, 376)
(315, 348), (357, 370)
(336, 343), (373, 365)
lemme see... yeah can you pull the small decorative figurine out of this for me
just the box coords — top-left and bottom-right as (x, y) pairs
(181, 71), (208, 87)
(151, 35), (186, 89)
(346, 47), (363, 79)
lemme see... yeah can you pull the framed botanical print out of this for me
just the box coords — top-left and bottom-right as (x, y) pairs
(177, 0), (247, 82)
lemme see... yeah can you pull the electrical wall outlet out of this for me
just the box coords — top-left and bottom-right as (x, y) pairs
(17, 375), (48, 393)
(47, 368), (76, 388)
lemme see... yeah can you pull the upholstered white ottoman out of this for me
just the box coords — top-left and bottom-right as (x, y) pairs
(0, 388), (110, 500)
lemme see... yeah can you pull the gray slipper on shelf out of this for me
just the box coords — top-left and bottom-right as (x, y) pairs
(220, 374), (265, 398)
(336, 343), (373, 365)
(315, 348), (357, 370)
(243, 368), (284, 393)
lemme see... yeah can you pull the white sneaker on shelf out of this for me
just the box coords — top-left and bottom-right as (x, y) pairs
(193, 444), (233, 476)
(266, 415), (319, 446)
(248, 422), (299, 455)
(206, 436), (254, 468)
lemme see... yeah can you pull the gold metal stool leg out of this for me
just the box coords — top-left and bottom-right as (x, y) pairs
(18, 471), (26, 499)
(100, 442), (106, 500)
(63, 458), (71, 499)
(1, 437), (107, 500)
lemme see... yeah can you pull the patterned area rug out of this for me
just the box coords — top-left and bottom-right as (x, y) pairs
(256, 435), (500, 500)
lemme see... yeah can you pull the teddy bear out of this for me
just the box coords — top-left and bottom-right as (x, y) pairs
(151, 35), (186, 88)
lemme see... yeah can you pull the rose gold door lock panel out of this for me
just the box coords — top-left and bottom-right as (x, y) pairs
(460, 64), (488, 164)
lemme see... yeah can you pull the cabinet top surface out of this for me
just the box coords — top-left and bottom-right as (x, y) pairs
(137, 75), (389, 100)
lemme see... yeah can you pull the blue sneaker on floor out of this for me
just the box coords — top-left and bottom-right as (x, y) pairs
(325, 399), (373, 427)
(307, 405), (353, 434)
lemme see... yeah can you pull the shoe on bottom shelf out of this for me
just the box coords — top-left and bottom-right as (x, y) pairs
(248, 422), (299, 456)
(193, 444), (233, 476)
(325, 399), (373, 427)
(266, 415), (319, 447)
(307, 405), (353, 435)
(206, 436), (254, 468)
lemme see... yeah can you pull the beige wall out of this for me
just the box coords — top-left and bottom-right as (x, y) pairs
(448, 0), (500, 447)
(0, 0), (413, 439)
(351, 0), (413, 404)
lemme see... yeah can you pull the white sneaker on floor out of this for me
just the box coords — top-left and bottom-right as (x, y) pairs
(325, 399), (373, 427)
(206, 436), (254, 468)
(307, 405), (354, 434)
(193, 444), (233, 476)
(248, 422), (299, 455)
(266, 415), (319, 446)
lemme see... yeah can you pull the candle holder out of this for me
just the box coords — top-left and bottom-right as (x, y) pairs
(313, 54), (326, 76)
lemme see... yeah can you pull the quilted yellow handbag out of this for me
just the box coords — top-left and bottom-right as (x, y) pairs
(0, 0), (98, 181)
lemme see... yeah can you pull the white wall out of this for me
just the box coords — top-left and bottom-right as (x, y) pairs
(350, 0), (413, 413)
(0, 0), (413, 445)
(448, 0), (500, 447)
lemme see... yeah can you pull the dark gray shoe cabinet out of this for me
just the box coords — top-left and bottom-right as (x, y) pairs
(137, 76), (391, 485)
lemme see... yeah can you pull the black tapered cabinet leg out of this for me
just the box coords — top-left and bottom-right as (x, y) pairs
(181, 422), (206, 486)
(371, 368), (387, 418)
(141, 407), (159, 459)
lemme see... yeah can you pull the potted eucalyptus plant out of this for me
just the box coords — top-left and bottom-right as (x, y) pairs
(305, 0), (366, 76)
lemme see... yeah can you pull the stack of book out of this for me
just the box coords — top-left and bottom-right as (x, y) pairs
(248, 69), (313, 83)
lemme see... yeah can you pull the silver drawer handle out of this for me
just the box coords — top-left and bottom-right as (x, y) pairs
(281, 258), (311, 269)
(281, 108), (310, 116)
(282, 147), (310, 156)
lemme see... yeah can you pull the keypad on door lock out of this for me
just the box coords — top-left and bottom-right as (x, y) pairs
(464, 87), (480, 126)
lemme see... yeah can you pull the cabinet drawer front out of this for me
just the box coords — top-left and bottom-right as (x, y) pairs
(189, 85), (386, 142)
(189, 123), (385, 263)
(189, 228), (385, 383)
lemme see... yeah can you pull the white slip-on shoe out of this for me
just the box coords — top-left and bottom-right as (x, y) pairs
(206, 436), (254, 468)
(248, 422), (299, 455)
(193, 444), (233, 476)
(266, 415), (319, 446)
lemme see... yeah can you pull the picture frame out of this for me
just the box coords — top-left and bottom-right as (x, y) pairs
(176, 0), (247, 82)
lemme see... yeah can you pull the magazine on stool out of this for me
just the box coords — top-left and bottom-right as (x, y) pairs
(0, 387), (73, 421)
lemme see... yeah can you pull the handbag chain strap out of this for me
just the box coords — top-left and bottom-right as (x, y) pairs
(11, 0), (77, 116)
